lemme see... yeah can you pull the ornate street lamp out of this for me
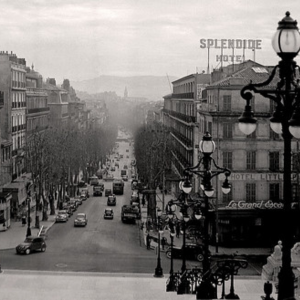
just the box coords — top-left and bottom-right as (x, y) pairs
(184, 132), (231, 299)
(239, 12), (300, 300)
(154, 208), (164, 278)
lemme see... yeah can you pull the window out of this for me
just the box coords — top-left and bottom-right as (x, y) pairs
(223, 123), (232, 138)
(246, 151), (256, 170)
(246, 183), (256, 202)
(269, 183), (280, 201)
(223, 95), (231, 111)
(223, 152), (232, 169)
(269, 152), (280, 171)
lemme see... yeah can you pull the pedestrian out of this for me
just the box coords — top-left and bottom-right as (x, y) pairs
(176, 223), (180, 238)
(146, 233), (151, 250)
(22, 215), (26, 226)
(161, 237), (167, 250)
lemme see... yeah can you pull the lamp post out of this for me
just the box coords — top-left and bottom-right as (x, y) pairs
(26, 196), (31, 237)
(184, 132), (231, 299)
(154, 208), (164, 278)
(238, 12), (300, 300)
(178, 178), (193, 274)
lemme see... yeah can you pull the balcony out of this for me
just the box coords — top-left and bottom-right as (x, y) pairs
(27, 107), (50, 114)
(163, 109), (196, 124)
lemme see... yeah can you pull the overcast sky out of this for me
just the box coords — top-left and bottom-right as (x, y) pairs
(1, 0), (299, 83)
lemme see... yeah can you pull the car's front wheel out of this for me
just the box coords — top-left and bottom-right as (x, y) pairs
(166, 251), (172, 259)
(196, 253), (204, 262)
(41, 246), (46, 252)
(25, 248), (31, 255)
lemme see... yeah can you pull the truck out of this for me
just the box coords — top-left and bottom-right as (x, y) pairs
(113, 179), (124, 195)
(121, 205), (140, 223)
(93, 186), (103, 196)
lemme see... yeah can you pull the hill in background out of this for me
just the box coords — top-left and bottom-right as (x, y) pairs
(71, 75), (178, 101)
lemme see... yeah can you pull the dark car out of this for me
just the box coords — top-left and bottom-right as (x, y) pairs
(104, 208), (114, 219)
(166, 243), (206, 262)
(105, 189), (112, 197)
(107, 195), (116, 206)
(93, 186), (103, 196)
(62, 203), (73, 217)
(74, 213), (88, 227)
(16, 236), (46, 255)
(55, 210), (69, 223)
(69, 199), (79, 210)
(111, 166), (116, 171)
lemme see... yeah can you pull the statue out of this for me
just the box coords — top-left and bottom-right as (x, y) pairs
(291, 242), (300, 263)
(271, 241), (282, 261)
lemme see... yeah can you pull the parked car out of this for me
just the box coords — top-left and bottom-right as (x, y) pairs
(74, 213), (88, 227)
(104, 208), (114, 219)
(16, 236), (46, 255)
(81, 188), (89, 198)
(55, 210), (69, 223)
(165, 243), (206, 262)
(111, 166), (116, 171)
(62, 203), (73, 217)
(115, 162), (119, 167)
(69, 199), (79, 210)
(74, 198), (82, 206)
(105, 189), (112, 197)
(124, 165), (128, 169)
(107, 195), (116, 206)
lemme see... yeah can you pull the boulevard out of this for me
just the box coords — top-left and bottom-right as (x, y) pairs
(0, 137), (267, 276)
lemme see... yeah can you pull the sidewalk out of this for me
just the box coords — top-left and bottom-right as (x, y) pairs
(140, 190), (272, 257)
(0, 205), (58, 250)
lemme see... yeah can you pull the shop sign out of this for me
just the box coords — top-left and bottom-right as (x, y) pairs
(225, 200), (284, 210)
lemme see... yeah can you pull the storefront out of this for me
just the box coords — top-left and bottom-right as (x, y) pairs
(3, 180), (35, 219)
(0, 192), (12, 231)
(216, 200), (300, 247)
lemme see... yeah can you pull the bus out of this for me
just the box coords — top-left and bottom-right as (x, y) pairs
(113, 179), (124, 195)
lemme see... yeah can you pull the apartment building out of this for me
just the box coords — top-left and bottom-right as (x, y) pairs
(163, 73), (210, 192)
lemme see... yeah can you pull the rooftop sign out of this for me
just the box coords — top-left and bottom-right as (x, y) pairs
(200, 39), (262, 50)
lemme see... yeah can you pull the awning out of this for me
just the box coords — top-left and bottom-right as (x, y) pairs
(3, 181), (27, 205)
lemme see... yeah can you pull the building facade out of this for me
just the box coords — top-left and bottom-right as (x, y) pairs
(163, 73), (210, 193)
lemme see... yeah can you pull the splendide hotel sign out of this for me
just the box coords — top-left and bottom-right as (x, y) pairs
(227, 173), (284, 181)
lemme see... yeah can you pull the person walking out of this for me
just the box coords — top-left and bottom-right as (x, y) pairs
(146, 233), (151, 250)
(176, 223), (180, 238)
(161, 237), (167, 250)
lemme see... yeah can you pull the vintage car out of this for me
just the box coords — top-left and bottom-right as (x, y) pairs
(16, 236), (46, 255)
(105, 189), (112, 197)
(55, 210), (69, 223)
(165, 243), (206, 262)
(104, 208), (114, 219)
(107, 195), (116, 206)
(93, 186), (103, 196)
(74, 213), (88, 227)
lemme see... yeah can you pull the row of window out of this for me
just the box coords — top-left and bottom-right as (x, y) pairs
(223, 151), (281, 170)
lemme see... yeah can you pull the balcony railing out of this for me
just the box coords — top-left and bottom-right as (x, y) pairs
(27, 107), (50, 114)
(163, 109), (196, 124)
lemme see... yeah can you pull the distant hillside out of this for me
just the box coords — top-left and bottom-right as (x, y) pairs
(71, 75), (178, 101)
